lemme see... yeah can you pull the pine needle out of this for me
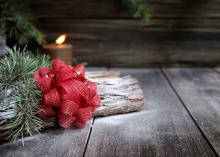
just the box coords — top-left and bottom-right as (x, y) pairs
(122, 0), (151, 20)
(0, 0), (45, 45)
(0, 47), (50, 142)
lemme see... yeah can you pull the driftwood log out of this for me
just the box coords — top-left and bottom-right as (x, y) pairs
(92, 75), (144, 116)
(0, 71), (144, 139)
(42, 71), (144, 128)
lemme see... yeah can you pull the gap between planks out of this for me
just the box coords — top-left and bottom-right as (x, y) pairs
(82, 118), (95, 157)
(82, 67), (109, 157)
(86, 68), (220, 157)
(84, 68), (216, 157)
(85, 67), (219, 157)
(160, 68), (219, 157)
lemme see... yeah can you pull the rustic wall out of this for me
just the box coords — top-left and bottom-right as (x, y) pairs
(27, 0), (220, 67)
(0, 22), (6, 56)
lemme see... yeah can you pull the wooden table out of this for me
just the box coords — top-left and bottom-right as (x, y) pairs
(0, 68), (220, 157)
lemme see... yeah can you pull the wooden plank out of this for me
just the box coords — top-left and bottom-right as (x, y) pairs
(0, 21), (6, 55)
(26, 0), (220, 66)
(26, 0), (220, 19)
(163, 68), (220, 155)
(39, 19), (220, 37)
(39, 19), (220, 67)
(214, 68), (220, 73)
(0, 123), (92, 157)
(84, 68), (216, 157)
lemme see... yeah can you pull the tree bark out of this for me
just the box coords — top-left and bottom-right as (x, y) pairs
(0, 71), (144, 130)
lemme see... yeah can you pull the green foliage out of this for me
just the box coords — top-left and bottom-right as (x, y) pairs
(0, 0), (45, 46)
(0, 47), (50, 85)
(0, 47), (50, 143)
(122, 0), (150, 20)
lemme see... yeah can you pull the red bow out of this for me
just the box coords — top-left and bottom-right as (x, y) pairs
(34, 59), (100, 128)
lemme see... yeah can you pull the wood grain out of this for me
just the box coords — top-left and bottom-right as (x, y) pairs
(0, 70), (144, 131)
(213, 68), (220, 74)
(38, 19), (220, 67)
(93, 76), (144, 116)
(0, 122), (93, 157)
(26, 0), (220, 19)
(24, 0), (220, 66)
(0, 22), (6, 55)
(84, 68), (216, 157)
(163, 68), (220, 155)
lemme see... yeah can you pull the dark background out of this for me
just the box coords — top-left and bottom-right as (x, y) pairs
(26, 0), (220, 67)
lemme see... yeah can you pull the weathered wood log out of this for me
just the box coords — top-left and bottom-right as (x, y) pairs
(87, 71), (144, 116)
(86, 71), (120, 80)
(0, 71), (144, 137)
(39, 71), (144, 128)
(93, 76), (144, 116)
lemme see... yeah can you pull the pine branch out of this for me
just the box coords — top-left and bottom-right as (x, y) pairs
(0, 0), (45, 46)
(122, 0), (151, 20)
(0, 47), (50, 142)
(4, 79), (42, 143)
(0, 47), (50, 85)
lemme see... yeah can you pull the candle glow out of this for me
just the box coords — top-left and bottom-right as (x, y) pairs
(56, 34), (66, 45)
(43, 33), (73, 65)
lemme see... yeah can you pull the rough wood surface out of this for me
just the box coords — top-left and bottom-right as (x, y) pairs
(24, 0), (220, 66)
(0, 22), (6, 56)
(214, 68), (220, 74)
(93, 76), (144, 116)
(0, 70), (144, 139)
(163, 68), (220, 156)
(0, 68), (219, 157)
(0, 121), (93, 157)
(26, 0), (220, 18)
(84, 68), (216, 157)
(38, 19), (220, 67)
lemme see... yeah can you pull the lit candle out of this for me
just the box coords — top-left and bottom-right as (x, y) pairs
(42, 34), (73, 65)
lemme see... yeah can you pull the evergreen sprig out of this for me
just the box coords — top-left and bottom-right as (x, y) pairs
(0, 47), (50, 143)
(0, 0), (45, 46)
(122, 0), (150, 19)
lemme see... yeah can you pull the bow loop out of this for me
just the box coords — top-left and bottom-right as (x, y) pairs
(35, 60), (100, 128)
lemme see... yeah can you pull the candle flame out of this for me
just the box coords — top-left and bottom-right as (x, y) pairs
(56, 34), (66, 45)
